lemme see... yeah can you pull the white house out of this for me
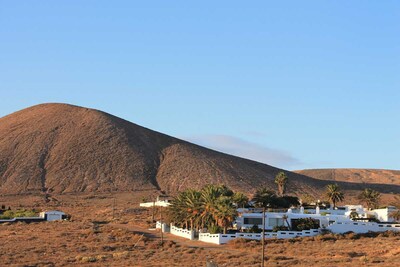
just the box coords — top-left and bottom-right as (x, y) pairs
(139, 196), (171, 208)
(0, 210), (67, 224)
(236, 205), (400, 234)
(369, 206), (397, 222)
(158, 204), (400, 245)
(39, 210), (67, 221)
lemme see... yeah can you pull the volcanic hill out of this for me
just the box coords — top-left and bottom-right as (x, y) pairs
(295, 169), (400, 186)
(0, 103), (399, 197)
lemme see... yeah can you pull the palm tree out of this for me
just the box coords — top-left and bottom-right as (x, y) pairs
(275, 172), (288, 197)
(184, 189), (203, 230)
(252, 188), (276, 209)
(358, 188), (381, 209)
(168, 191), (188, 228)
(252, 188), (276, 267)
(213, 196), (238, 234)
(168, 189), (203, 230)
(199, 185), (223, 229)
(168, 185), (240, 234)
(233, 192), (249, 208)
(325, 184), (344, 209)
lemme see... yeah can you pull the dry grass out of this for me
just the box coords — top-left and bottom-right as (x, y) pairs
(1, 192), (400, 266)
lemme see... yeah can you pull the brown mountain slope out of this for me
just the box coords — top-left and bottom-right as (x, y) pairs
(0, 103), (399, 198)
(295, 169), (400, 186)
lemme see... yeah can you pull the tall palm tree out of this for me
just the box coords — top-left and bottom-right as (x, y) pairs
(168, 189), (203, 229)
(168, 191), (189, 228)
(213, 196), (238, 234)
(325, 184), (344, 209)
(168, 185), (240, 233)
(199, 185), (222, 229)
(252, 188), (276, 209)
(275, 172), (288, 197)
(184, 189), (203, 230)
(233, 192), (249, 208)
(358, 188), (381, 209)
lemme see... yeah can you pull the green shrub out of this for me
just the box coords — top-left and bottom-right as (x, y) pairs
(272, 225), (289, 232)
(245, 224), (262, 233)
(292, 218), (320, 231)
(320, 212), (331, 216)
(208, 225), (223, 234)
(0, 209), (38, 219)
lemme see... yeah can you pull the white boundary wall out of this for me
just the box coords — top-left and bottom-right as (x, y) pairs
(170, 224), (195, 240)
(327, 222), (400, 234)
(199, 229), (320, 245)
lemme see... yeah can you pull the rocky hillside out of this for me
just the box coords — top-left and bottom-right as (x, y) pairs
(0, 103), (399, 197)
(295, 169), (400, 186)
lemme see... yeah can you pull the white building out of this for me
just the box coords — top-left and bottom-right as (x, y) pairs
(236, 205), (400, 234)
(139, 196), (171, 208)
(39, 210), (67, 221)
(160, 204), (400, 245)
(370, 206), (397, 222)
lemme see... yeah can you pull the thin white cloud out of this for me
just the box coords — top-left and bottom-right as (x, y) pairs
(184, 134), (301, 169)
(242, 131), (268, 137)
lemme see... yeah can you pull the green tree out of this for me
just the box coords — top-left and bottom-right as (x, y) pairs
(325, 184), (344, 208)
(275, 172), (288, 197)
(199, 185), (225, 229)
(168, 184), (240, 233)
(184, 189), (203, 230)
(252, 188), (277, 209)
(232, 192), (249, 208)
(358, 188), (381, 209)
(292, 218), (320, 231)
(213, 196), (238, 234)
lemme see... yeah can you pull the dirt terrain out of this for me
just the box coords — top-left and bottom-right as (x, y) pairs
(1, 103), (399, 200)
(1, 193), (399, 267)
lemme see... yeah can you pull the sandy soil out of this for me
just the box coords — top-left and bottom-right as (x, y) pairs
(0, 192), (399, 266)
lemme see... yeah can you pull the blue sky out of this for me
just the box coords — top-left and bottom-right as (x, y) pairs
(0, 1), (399, 170)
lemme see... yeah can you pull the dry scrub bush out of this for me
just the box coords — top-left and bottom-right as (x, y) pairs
(347, 252), (366, 258)
(112, 251), (130, 259)
(227, 238), (259, 249)
(76, 256), (97, 263)
(270, 255), (294, 261)
(378, 231), (400, 238)
(313, 233), (337, 242)
(162, 240), (179, 248)
(147, 241), (163, 249)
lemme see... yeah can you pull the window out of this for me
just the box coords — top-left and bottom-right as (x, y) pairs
(268, 218), (284, 227)
(244, 218), (262, 225)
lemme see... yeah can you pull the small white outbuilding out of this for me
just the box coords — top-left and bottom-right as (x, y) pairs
(39, 210), (67, 221)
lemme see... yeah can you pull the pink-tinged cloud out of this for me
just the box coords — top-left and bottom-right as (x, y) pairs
(184, 134), (301, 169)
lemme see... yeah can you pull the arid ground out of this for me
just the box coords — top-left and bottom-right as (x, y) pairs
(1, 192), (399, 267)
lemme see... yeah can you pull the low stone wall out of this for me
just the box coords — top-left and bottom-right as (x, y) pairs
(170, 224), (195, 240)
(199, 229), (320, 245)
(328, 222), (400, 234)
(155, 221), (170, 232)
